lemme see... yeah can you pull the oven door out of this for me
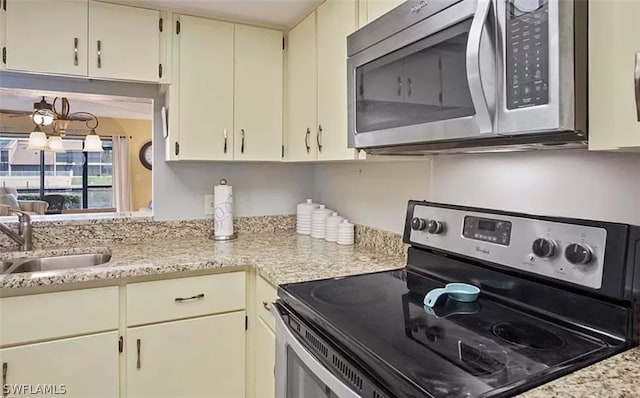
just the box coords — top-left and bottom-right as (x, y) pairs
(273, 303), (389, 398)
(347, 0), (497, 149)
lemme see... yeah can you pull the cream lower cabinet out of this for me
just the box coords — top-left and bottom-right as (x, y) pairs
(126, 312), (246, 398)
(0, 332), (119, 398)
(254, 317), (276, 398)
(588, 0), (640, 151)
(253, 275), (278, 398)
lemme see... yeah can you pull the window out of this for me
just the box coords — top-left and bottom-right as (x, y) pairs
(0, 136), (113, 213)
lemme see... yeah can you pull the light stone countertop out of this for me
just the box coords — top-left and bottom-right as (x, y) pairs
(0, 232), (405, 289)
(516, 347), (640, 398)
(0, 232), (637, 397)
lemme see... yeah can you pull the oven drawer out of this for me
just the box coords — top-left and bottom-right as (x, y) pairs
(127, 272), (246, 326)
(256, 275), (278, 330)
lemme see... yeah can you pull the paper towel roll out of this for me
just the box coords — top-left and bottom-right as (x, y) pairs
(213, 179), (236, 239)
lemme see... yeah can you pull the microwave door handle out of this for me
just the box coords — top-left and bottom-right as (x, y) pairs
(466, 0), (493, 134)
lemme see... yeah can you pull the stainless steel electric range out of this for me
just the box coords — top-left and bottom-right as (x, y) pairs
(274, 201), (640, 398)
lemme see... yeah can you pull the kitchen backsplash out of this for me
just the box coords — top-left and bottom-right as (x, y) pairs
(0, 215), (296, 250)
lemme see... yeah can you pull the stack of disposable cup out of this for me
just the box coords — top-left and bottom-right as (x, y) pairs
(297, 199), (319, 235)
(337, 219), (355, 245)
(311, 205), (332, 239)
(325, 212), (344, 242)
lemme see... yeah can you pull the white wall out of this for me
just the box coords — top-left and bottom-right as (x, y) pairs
(313, 150), (640, 233)
(155, 161), (314, 219)
(313, 160), (431, 233)
(430, 150), (640, 225)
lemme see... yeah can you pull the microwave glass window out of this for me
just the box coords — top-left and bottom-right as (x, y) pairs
(355, 21), (475, 133)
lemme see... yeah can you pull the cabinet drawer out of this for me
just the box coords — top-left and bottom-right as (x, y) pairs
(256, 275), (278, 330)
(127, 272), (246, 326)
(0, 287), (119, 346)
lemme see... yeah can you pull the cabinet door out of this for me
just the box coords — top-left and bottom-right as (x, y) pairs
(88, 1), (160, 82)
(367, 0), (405, 23)
(317, 0), (359, 161)
(234, 25), (283, 161)
(0, 332), (118, 398)
(589, 0), (640, 150)
(5, 0), (88, 76)
(255, 317), (276, 398)
(286, 13), (317, 162)
(177, 16), (234, 160)
(403, 51), (441, 106)
(127, 312), (246, 398)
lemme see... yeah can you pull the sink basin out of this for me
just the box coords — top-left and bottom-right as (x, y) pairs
(1, 253), (111, 274)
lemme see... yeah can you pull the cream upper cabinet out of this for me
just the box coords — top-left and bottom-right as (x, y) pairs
(254, 317), (276, 398)
(88, 1), (160, 82)
(5, 0), (89, 76)
(286, 13), (318, 162)
(234, 25), (284, 161)
(0, 332), (119, 398)
(175, 15), (234, 161)
(366, 0), (405, 23)
(126, 312), (246, 398)
(589, 0), (640, 151)
(317, 0), (359, 161)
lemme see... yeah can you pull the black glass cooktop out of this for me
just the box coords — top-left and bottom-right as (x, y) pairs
(279, 271), (618, 398)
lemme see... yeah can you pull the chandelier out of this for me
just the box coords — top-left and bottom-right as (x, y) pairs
(27, 97), (103, 153)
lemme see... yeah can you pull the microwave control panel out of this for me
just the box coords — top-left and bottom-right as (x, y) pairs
(505, 0), (549, 109)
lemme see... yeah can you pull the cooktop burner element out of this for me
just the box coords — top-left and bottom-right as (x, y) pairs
(492, 321), (566, 351)
(276, 201), (640, 398)
(310, 279), (388, 306)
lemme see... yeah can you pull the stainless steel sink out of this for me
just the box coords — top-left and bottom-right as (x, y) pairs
(1, 253), (111, 274)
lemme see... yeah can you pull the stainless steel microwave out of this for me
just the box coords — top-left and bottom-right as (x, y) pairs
(347, 0), (587, 154)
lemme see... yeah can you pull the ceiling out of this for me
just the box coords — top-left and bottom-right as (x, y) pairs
(99, 0), (323, 29)
(0, 88), (153, 121)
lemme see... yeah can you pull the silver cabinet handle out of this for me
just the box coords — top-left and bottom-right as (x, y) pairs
(397, 76), (402, 96)
(73, 37), (79, 66)
(2, 362), (7, 398)
(262, 301), (271, 311)
(240, 129), (245, 154)
(317, 125), (323, 152)
(408, 77), (412, 97)
(97, 40), (102, 68)
(136, 339), (141, 369)
(223, 129), (228, 153)
(174, 293), (205, 302)
(635, 51), (640, 122)
(305, 128), (311, 153)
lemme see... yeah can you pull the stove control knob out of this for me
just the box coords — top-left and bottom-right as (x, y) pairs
(427, 220), (444, 234)
(411, 217), (427, 231)
(565, 243), (594, 265)
(531, 238), (557, 258)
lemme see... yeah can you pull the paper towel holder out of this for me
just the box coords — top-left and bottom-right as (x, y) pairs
(212, 178), (238, 241)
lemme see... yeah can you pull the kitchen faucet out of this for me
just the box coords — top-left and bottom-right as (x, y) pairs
(0, 209), (33, 251)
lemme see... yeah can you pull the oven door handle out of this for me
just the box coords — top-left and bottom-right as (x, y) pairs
(272, 305), (362, 398)
(466, 0), (493, 134)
